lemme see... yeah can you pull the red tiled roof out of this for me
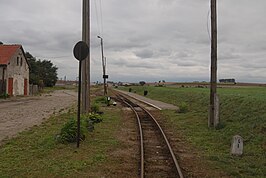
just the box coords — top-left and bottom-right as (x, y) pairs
(0, 45), (21, 65)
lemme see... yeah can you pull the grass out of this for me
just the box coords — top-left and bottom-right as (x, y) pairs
(42, 85), (77, 93)
(118, 85), (266, 177)
(0, 97), (122, 177)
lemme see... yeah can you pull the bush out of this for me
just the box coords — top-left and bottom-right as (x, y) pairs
(144, 90), (148, 96)
(91, 103), (100, 113)
(178, 102), (189, 113)
(57, 118), (85, 143)
(0, 93), (9, 99)
(139, 81), (146, 86)
(81, 113), (103, 132)
(87, 113), (103, 124)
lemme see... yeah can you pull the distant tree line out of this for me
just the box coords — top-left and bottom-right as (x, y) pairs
(25, 52), (58, 87)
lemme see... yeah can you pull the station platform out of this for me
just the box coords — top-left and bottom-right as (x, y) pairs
(115, 89), (179, 110)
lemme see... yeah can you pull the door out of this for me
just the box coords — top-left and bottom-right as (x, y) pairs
(8, 78), (13, 96)
(24, 79), (28, 95)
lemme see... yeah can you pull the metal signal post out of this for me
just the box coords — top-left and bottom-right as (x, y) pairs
(98, 35), (108, 96)
(73, 41), (89, 148)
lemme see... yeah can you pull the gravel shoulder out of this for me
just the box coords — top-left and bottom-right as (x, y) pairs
(115, 89), (179, 110)
(0, 90), (77, 144)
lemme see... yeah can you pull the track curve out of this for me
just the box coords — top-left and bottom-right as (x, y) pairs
(116, 93), (184, 178)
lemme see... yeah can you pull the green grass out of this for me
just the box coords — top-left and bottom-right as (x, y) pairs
(118, 85), (266, 177)
(42, 85), (77, 93)
(0, 100), (122, 177)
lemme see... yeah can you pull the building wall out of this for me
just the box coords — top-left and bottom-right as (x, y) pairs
(6, 48), (29, 96)
(0, 67), (3, 79)
(0, 67), (6, 94)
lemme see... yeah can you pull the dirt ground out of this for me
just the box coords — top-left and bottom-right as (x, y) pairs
(0, 90), (77, 144)
(103, 105), (140, 178)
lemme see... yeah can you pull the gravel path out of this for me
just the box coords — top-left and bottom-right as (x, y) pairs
(0, 90), (77, 144)
(116, 89), (179, 110)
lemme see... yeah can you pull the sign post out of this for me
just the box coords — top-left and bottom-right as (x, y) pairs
(73, 41), (89, 148)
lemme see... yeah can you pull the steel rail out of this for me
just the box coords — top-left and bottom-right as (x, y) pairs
(140, 105), (184, 178)
(122, 99), (145, 178)
(117, 93), (184, 178)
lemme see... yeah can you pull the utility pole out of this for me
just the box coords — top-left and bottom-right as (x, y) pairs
(98, 36), (107, 96)
(82, 0), (90, 113)
(209, 0), (218, 127)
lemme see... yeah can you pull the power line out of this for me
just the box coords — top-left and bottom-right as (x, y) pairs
(207, 6), (211, 41)
(99, 0), (104, 36)
(94, 0), (101, 36)
(35, 55), (71, 59)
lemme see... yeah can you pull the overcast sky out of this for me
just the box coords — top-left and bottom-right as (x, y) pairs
(0, 0), (265, 83)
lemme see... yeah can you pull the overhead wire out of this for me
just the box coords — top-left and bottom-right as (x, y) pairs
(207, 4), (211, 41)
(35, 55), (71, 59)
(94, 0), (101, 36)
(99, 0), (104, 37)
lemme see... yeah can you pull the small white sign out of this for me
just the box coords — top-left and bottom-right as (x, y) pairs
(231, 135), (243, 156)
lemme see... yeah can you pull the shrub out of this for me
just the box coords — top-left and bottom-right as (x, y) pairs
(91, 103), (100, 113)
(144, 90), (148, 96)
(81, 113), (103, 132)
(139, 81), (146, 86)
(178, 102), (189, 113)
(57, 118), (85, 143)
(88, 113), (103, 124)
(0, 93), (9, 99)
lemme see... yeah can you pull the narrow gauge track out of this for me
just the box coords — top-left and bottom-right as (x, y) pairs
(116, 93), (183, 178)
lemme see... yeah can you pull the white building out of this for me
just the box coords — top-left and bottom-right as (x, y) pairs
(0, 44), (29, 96)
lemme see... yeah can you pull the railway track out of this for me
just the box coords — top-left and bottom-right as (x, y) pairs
(115, 93), (183, 178)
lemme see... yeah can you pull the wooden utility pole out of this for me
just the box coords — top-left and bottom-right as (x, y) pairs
(209, 0), (218, 127)
(82, 0), (90, 113)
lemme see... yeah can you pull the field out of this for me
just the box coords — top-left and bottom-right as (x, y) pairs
(0, 84), (265, 177)
(119, 84), (266, 177)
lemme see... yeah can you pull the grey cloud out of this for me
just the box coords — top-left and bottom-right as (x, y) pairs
(109, 58), (165, 70)
(1, 0), (266, 82)
(134, 49), (154, 59)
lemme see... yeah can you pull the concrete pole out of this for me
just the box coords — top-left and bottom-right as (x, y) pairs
(82, 0), (90, 113)
(209, 0), (217, 127)
(98, 36), (107, 96)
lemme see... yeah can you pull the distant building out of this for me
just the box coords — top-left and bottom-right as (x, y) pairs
(219, 78), (236, 83)
(0, 44), (29, 96)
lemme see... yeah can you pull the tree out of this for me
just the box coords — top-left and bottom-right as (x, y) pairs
(26, 52), (58, 87)
(139, 81), (146, 86)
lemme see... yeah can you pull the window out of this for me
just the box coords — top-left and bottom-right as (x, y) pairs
(20, 57), (23, 66)
(17, 57), (19, 65)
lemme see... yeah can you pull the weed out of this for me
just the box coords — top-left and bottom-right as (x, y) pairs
(57, 118), (85, 143)
(91, 103), (100, 113)
(82, 113), (103, 124)
(178, 102), (189, 113)
(0, 93), (9, 99)
(89, 113), (103, 123)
